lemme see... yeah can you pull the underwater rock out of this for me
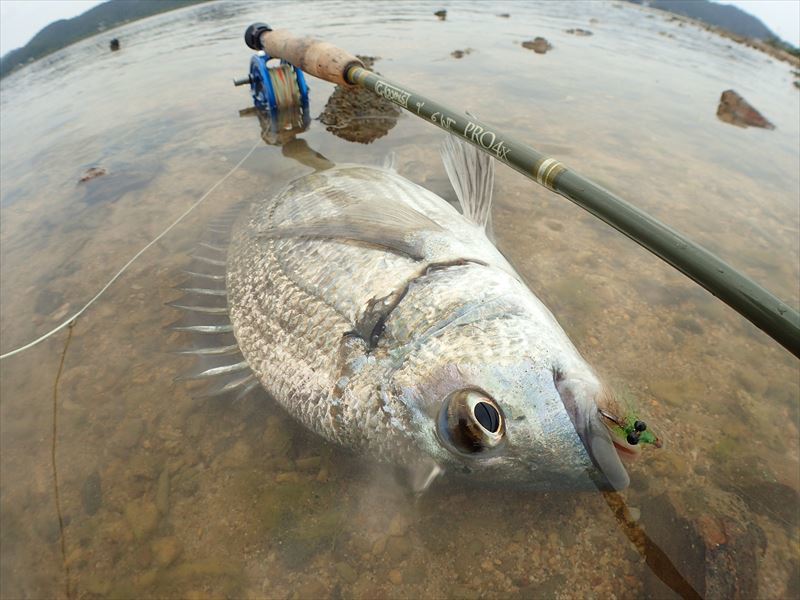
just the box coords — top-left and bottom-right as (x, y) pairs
(522, 37), (552, 54)
(294, 456), (321, 472)
(434, 10), (446, 20)
(124, 498), (160, 540)
(565, 28), (593, 36)
(156, 467), (170, 515)
(388, 514), (410, 537)
(640, 489), (765, 599)
(388, 569), (403, 585)
(319, 56), (400, 144)
(335, 561), (358, 584)
(451, 49), (473, 59)
(385, 535), (412, 561)
(497, 13), (510, 18)
(111, 418), (145, 451)
(716, 90), (775, 129)
(79, 166), (107, 183)
(152, 536), (182, 567)
(81, 470), (103, 515)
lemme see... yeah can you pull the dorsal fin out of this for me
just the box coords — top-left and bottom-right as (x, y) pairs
(441, 134), (495, 239)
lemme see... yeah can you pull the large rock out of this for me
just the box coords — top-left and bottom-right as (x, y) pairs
(716, 90), (775, 129)
(640, 489), (766, 599)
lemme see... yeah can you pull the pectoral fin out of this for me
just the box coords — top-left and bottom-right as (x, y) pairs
(407, 459), (444, 495)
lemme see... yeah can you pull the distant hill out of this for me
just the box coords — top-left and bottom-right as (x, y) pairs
(627, 0), (777, 40)
(0, 0), (211, 79)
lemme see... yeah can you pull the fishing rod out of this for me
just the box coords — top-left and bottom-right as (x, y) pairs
(240, 23), (800, 359)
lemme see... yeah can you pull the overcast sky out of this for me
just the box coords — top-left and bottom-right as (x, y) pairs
(1, 0), (798, 56)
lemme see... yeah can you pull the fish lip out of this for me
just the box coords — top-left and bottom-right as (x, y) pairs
(554, 372), (630, 491)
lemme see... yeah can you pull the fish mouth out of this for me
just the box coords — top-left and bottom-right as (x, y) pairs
(555, 374), (630, 491)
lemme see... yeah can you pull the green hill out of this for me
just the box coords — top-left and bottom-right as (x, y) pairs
(1, 0), (211, 79)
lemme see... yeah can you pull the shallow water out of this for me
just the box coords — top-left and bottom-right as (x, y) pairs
(1, 1), (798, 598)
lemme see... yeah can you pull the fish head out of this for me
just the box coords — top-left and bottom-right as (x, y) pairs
(396, 320), (630, 491)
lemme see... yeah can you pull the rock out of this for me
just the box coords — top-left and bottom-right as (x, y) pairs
(451, 49), (473, 59)
(640, 489), (765, 598)
(184, 413), (204, 439)
(565, 28), (593, 36)
(112, 419), (145, 451)
(156, 467), (170, 515)
(335, 561), (358, 584)
(295, 456), (321, 472)
(79, 166), (107, 183)
(434, 10), (446, 20)
(674, 316), (704, 335)
(385, 535), (412, 561)
(497, 13), (510, 18)
(318, 56), (400, 144)
(388, 514), (410, 537)
(152, 536), (182, 567)
(294, 579), (327, 599)
(262, 417), (293, 456)
(81, 470), (102, 515)
(522, 37), (552, 54)
(716, 90), (775, 129)
(221, 440), (252, 467)
(388, 569), (403, 585)
(124, 499), (159, 540)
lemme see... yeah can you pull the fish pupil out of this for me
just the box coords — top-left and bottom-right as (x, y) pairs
(474, 402), (500, 433)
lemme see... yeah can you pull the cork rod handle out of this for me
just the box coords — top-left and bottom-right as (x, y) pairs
(259, 29), (364, 86)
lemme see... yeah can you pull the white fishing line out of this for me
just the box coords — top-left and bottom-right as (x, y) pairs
(0, 142), (260, 360)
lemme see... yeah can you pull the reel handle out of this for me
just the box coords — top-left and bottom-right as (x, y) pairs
(245, 23), (364, 86)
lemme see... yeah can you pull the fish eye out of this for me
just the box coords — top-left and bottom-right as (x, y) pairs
(437, 389), (505, 454)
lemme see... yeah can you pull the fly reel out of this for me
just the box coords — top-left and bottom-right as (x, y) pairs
(234, 22), (310, 113)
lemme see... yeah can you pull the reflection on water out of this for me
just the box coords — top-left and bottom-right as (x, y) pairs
(1, 1), (798, 599)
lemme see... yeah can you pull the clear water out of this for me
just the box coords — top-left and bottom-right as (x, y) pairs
(1, 1), (798, 598)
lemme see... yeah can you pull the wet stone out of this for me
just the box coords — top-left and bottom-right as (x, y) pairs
(674, 316), (704, 335)
(156, 467), (170, 515)
(716, 90), (775, 129)
(385, 535), (412, 561)
(112, 419), (145, 451)
(522, 37), (552, 54)
(81, 470), (102, 515)
(152, 536), (182, 567)
(335, 561), (358, 584)
(388, 514), (410, 537)
(124, 499), (160, 540)
(295, 456), (321, 472)
(388, 569), (403, 585)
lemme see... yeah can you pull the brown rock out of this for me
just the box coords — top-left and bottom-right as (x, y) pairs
(152, 536), (182, 567)
(79, 166), (107, 183)
(640, 489), (765, 598)
(565, 28), (593, 36)
(716, 90), (775, 129)
(522, 37), (552, 54)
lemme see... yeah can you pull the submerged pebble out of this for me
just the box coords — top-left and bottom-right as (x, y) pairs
(81, 470), (102, 515)
(124, 499), (159, 540)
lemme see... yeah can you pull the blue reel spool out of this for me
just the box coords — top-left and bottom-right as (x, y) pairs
(247, 52), (309, 112)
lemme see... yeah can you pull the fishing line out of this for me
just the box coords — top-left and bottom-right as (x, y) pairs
(0, 141), (260, 360)
(51, 321), (75, 600)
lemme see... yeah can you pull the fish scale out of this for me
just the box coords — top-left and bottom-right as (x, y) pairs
(217, 140), (633, 491)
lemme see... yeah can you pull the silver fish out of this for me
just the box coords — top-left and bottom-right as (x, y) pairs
(176, 137), (633, 492)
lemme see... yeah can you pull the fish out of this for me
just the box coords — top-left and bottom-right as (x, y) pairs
(173, 136), (639, 492)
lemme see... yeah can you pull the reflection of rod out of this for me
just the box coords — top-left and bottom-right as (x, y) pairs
(247, 25), (800, 358)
